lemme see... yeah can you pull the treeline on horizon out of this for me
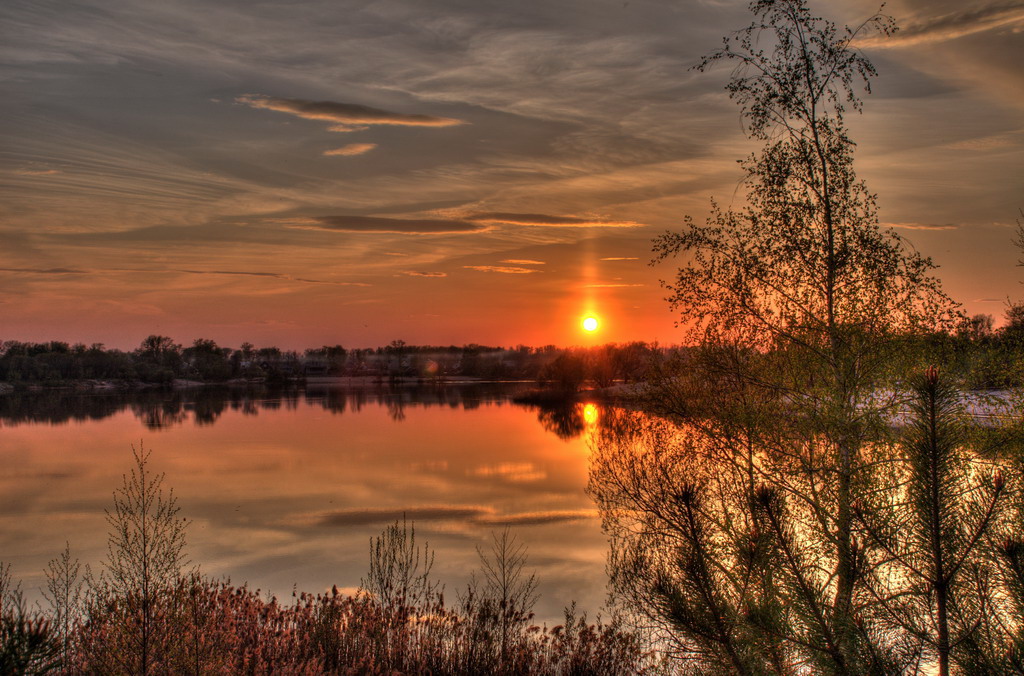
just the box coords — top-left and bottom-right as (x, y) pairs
(4, 306), (1024, 390)
(0, 336), (659, 389)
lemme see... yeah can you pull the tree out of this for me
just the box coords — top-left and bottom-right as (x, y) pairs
(471, 528), (539, 665)
(1, 562), (61, 674)
(361, 518), (438, 612)
(43, 542), (84, 669)
(596, 0), (959, 669)
(86, 444), (189, 674)
(855, 367), (1016, 674)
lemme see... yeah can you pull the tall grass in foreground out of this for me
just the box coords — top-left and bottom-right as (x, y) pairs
(0, 447), (652, 675)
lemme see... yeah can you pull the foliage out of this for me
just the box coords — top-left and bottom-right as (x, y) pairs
(0, 338), (663, 388)
(1, 563), (61, 675)
(856, 367), (1020, 673)
(616, 0), (965, 668)
(591, 368), (1024, 674)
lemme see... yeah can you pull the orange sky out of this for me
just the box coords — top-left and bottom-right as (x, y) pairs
(2, 0), (1022, 350)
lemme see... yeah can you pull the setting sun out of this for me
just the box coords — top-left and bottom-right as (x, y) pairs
(582, 316), (599, 332)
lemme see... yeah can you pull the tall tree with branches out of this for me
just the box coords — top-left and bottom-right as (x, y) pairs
(651, 0), (959, 636)
(595, 0), (962, 669)
(86, 444), (189, 675)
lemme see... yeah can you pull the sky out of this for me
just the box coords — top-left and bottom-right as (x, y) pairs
(2, 0), (1022, 350)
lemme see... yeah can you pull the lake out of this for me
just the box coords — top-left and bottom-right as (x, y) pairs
(0, 383), (609, 624)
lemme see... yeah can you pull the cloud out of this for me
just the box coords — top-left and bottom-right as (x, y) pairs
(470, 462), (546, 482)
(2, 265), (373, 286)
(402, 271), (447, 278)
(884, 222), (958, 231)
(463, 265), (539, 274)
(172, 269), (371, 286)
(0, 266), (88, 274)
(975, 298), (1006, 303)
(323, 143), (377, 157)
(466, 212), (642, 228)
(858, 4), (1024, 48)
(237, 95), (464, 127)
(944, 131), (1024, 151)
(600, 257), (639, 261)
(583, 283), (644, 288)
(475, 510), (599, 527)
(290, 215), (489, 235)
(300, 505), (598, 528)
(500, 259), (545, 265)
(13, 168), (61, 176)
(310, 506), (491, 527)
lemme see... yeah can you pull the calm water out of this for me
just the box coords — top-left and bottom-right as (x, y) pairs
(0, 384), (608, 623)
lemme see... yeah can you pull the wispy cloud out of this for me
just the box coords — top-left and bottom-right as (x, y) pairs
(13, 168), (61, 176)
(0, 266), (88, 274)
(944, 131), (1024, 151)
(328, 125), (370, 133)
(300, 505), (596, 528)
(237, 95), (465, 127)
(323, 143), (377, 157)
(600, 257), (639, 261)
(858, 3), (1024, 48)
(311, 506), (490, 528)
(583, 283), (644, 288)
(475, 510), (598, 526)
(402, 270), (447, 278)
(884, 222), (958, 231)
(501, 259), (545, 265)
(290, 216), (489, 235)
(0, 265), (372, 287)
(171, 269), (371, 286)
(470, 462), (546, 482)
(465, 212), (642, 227)
(463, 265), (540, 274)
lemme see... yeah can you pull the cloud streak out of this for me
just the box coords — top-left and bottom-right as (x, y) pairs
(402, 271), (447, 278)
(475, 510), (598, 526)
(290, 216), (489, 235)
(301, 506), (597, 528)
(324, 143), (377, 157)
(312, 506), (490, 528)
(237, 95), (464, 127)
(0, 266), (88, 274)
(13, 168), (61, 176)
(858, 3), (1024, 48)
(466, 212), (642, 228)
(463, 265), (539, 274)
(885, 222), (958, 231)
(500, 259), (545, 265)
(171, 269), (371, 286)
(1, 265), (371, 287)
(470, 462), (546, 482)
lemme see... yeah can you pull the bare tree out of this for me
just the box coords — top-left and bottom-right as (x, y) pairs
(42, 542), (84, 668)
(361, 517), (439, 611)
(476, 528), (539, 663)
(89, 443), (188, 675)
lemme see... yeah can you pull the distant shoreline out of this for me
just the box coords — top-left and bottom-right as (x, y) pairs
(0, 375), (543, 395)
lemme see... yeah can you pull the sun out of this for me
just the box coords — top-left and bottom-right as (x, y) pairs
(582, 316), (599, 332)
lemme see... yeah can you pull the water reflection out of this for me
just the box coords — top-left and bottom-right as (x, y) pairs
(0, 383), (606, 622)
(0, 383), (539, 430)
